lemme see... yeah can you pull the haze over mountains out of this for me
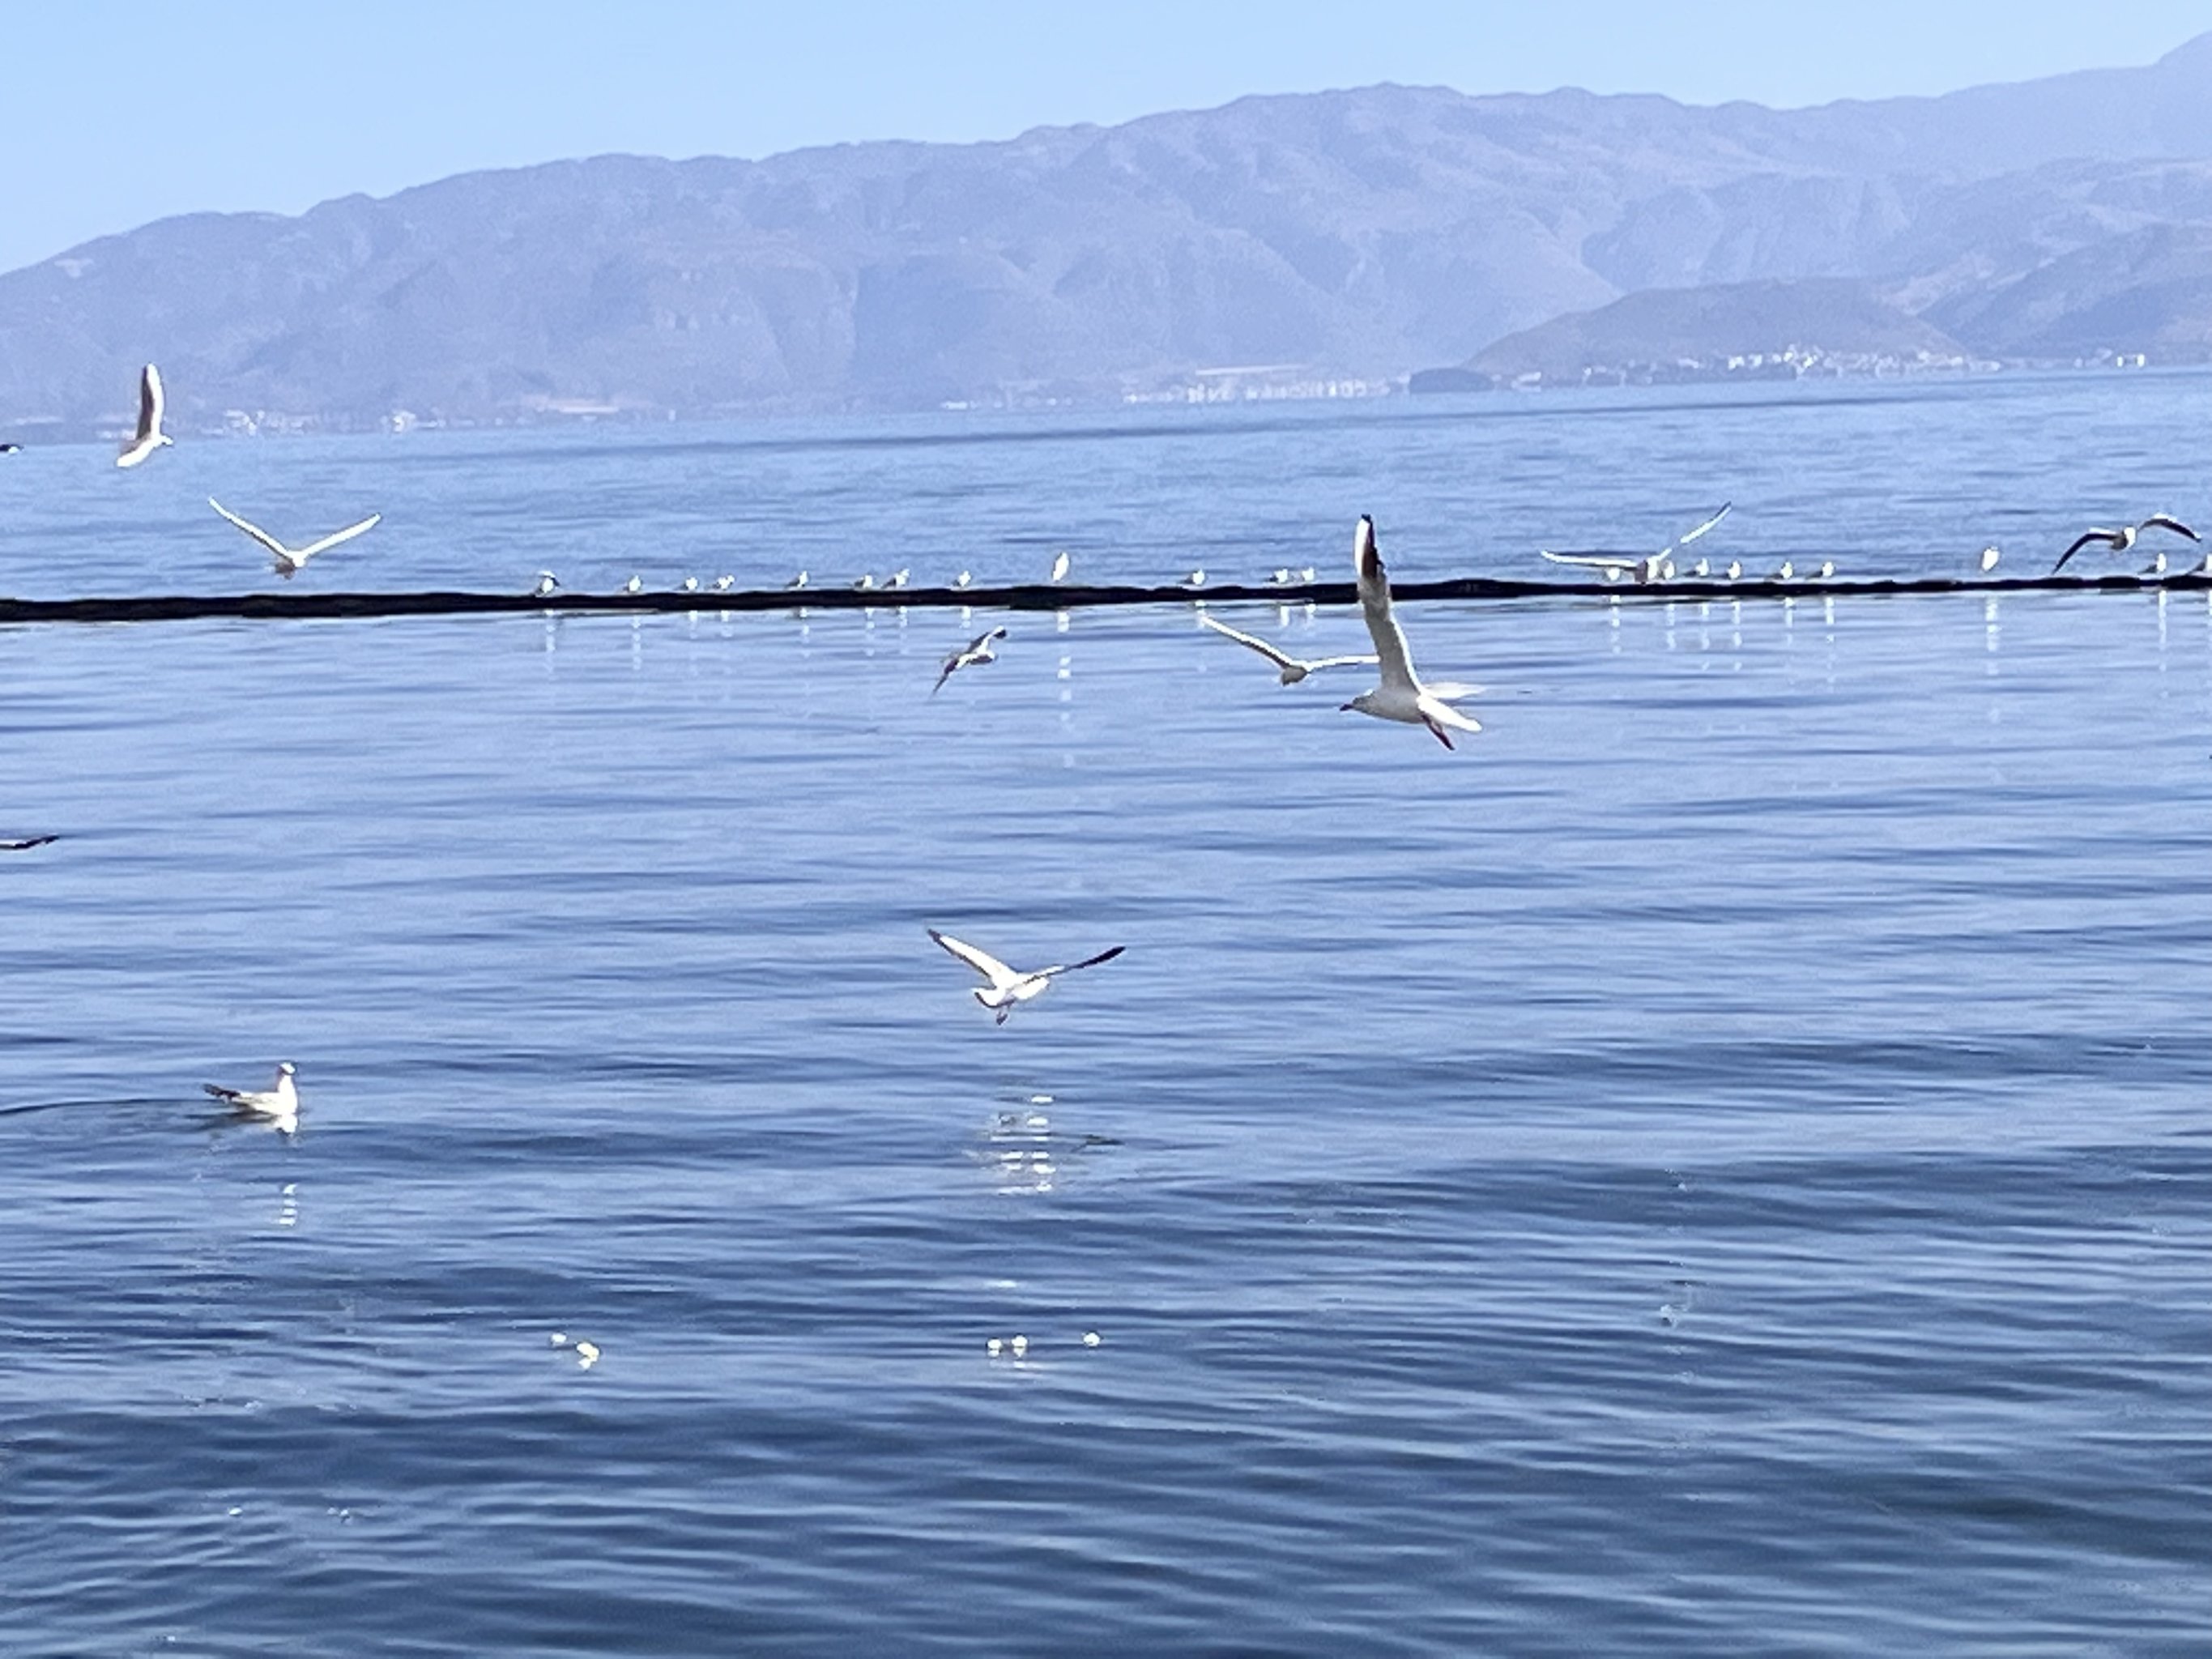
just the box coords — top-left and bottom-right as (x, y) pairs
(6, 34), (2212, 433)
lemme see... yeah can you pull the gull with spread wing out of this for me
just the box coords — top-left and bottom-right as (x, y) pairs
(210, 498), (381, 575)
(934, 625), (1007, 694)
(1199, 612), (1376, 684)
(1541, 502), (1732, 585)
(928, 929), (1124, 1025)
(1340, 515), (1481, 748)
(2053, 514), (2199, 573)
(115, 364), (173, 469)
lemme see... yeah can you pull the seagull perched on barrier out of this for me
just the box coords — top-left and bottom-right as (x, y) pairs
(933, 625), (1007, 694)
(535, 571), (560, 596)
(2053, 514), (2199, 573)
(1541, 502), (1731, 585)
(1341, 515), (1481, 748)
(209, 498), (381, 575)
(1199, 613), (1376, 684)
(1979, 547), (2001, 574)
(927, 929), (1125, 1025)
(203, 1061), (299, 1134)
(1049, 551), (1072, 584)
(115, 364), (173, 468)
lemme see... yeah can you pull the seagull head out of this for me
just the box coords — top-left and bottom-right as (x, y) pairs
(277, 1061), (296, 1078)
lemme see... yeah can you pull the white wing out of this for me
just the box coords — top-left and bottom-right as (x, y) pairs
(1298, 654), (1380, 670)
(1670, 501), (1732, 549)
(1354, 516), (1418, 692)
(1541, 550), (1637, 571)
(928, 928), (1020, 992)
(139, 364), (165, 442)
(207, 498), (292, 560)
(1200, 614), (1301, 672)
(292, 514), (382, 561)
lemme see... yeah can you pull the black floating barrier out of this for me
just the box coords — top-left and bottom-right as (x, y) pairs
(0, 569), (2205, 628)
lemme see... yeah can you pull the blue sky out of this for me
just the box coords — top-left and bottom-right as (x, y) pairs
(3, 1), (2210, 273)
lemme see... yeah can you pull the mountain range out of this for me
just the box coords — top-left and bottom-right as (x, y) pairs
(6, 35), (2212, 433)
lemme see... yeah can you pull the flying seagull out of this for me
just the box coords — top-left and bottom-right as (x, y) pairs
(203, 1060), (299, 1133)
(1, 834), (58, 851)
(1199, 612), (1376, 684)
(1542, 502), (1731, 585)
(927, 928), (1125, 1025)
(1342, 515), (1481, 748)
(208, 498), (381, 576)
(2053, 514), (2200, 573)
(934, 625), (1008, 694)
(115, 364), (173, 468)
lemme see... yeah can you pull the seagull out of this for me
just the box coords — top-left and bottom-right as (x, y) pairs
(1, 834), (58, 851)
(682, 576), (700, 593)
(955, 570), (974, 589)
(1979, 546), (2001, 574)
(115, 364), (173, 468)
(887, 569), (911, 589)
(1341, 515), (1481, 748)
(208, 498), (381, 576)
(624, 575), (644, 594)
(1811, 560), (1836, 580)
(853, 573), (877, 591)
(1723, 561), (1743, 581)
(1185, 568), (1207, 588)
(535, 570), (560, 596)
(1048, 551), (1072, 584)
(1773, 561), (1796, 581)
(785, 570), (808, 591)
(202, 1061), (299, 1133)
(933, 625), (1007, 694)
(2054, 515), (2200, 573)
(1199, 613), (1376, 684)
(1268, 568), (1294, 586)
(0, 442), (20, 454)
(715, 574), (735, 591)
(927, 928), (1125, 1025)
(1542, 502), (1731, 585)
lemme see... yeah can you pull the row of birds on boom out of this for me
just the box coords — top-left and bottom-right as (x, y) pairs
(23, 363), (2210, 586)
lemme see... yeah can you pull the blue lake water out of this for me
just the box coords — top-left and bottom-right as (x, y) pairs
(1, 373), (2208, 1654)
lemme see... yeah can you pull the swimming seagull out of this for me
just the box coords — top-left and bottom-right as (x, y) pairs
(1541, 502), (1732, 585)
(2053, 515), (2200, 573)
(933, 625), (1007, 694)
(115, 364), (173, 468)
(0, 442), (19, 454)
(208, 497), (381, 576)
(1341, 516), (1481, 748)
(1, 834), (58, 851)
(1199, 613), (1376, 684)
(1049, 551), (1072, 584)
(202, 1060), (299, 1133)
(927, 928), (1126, 1025)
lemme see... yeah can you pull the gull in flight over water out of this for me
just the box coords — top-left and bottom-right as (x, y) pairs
(1541, 502), (1731, 585)
(203, 1061), (299, 1133)
(2053, 515), (2199, 573)
(928, 929), (1125, 1025)
(934, 625), (1007, 694)
(2, 834), (58, 851)
(1199, 613), (1375, 684)
(1342, 515), (1481, 748)
(209, 498), (381, 575)
(115, 364), (173, 468)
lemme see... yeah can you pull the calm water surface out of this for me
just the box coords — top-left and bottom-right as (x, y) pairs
(1, 375), (2207, 1655)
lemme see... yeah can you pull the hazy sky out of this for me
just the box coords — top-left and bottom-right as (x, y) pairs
(4, 1), (2210, 272)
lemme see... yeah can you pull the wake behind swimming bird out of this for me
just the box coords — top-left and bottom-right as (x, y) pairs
(209, 498), (381, 575)
(1342, 516), (1481, 749)
(1199, 613), (1375, 684)
(933, 625), (1007, 694)
(203, 1061), (299, 1133)
(114, 364), (172, 469)
(927, 929), (1125, 1025)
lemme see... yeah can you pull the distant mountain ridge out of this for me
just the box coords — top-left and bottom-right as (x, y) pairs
(6, 35), (2212, 432)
